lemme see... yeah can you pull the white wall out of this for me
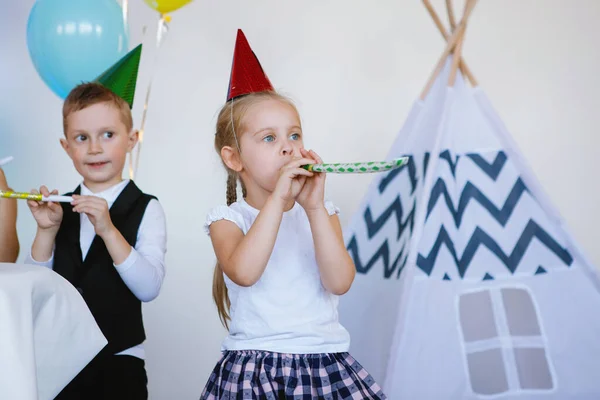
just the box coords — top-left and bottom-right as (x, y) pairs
(1, 1), (599, 398)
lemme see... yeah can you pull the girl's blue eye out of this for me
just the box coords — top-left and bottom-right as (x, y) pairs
(290, 133), (300, 140)
(103, 131), (114, 139)
(76, 135), (87, 142)
(263, 135), (275, 143)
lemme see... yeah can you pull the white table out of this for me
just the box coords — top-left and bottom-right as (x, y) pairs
(0, 263), (107, 400)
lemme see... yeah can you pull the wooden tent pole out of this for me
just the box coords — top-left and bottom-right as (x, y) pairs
(448, 23), (465, 85)
(446, 0), (457, 30)
(423, 0), (449, 39)
(419, 0), (477, 100)
(422, 0), (478, 86)
(449, 0), (474, 85)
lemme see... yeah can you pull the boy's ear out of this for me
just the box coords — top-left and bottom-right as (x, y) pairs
(127, 129), (140, 152)
(221, 146), (242, 172)
(59, 137), (69, 153)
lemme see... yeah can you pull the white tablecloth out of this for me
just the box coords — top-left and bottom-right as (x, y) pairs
(0, 263), (107, 400)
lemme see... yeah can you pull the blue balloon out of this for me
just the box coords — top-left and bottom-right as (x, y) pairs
(26, 0), (129, 99)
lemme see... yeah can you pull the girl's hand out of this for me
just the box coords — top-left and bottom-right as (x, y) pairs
(272, 156), (316, 204)
(296, 149), (326, 213)
(0, 168), (8, 190)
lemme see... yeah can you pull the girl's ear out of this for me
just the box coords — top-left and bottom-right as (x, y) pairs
(221, 146), (242, 172)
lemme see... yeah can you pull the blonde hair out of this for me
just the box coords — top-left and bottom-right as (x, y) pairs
(63, 82), (133, 135)
(212, 90), (299, 329)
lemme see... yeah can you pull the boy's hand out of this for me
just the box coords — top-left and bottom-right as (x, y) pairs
(27, 186), (63, 231)
(71, 195), (114, 238)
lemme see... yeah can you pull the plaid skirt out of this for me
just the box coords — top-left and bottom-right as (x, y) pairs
(200, 350), (386, 399)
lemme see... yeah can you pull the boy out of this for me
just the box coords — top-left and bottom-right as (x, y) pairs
(25, 44), (166, 400)
(0, 166), (19, 262)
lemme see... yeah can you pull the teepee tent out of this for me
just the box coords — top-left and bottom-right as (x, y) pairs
(338, 1), (600, 398)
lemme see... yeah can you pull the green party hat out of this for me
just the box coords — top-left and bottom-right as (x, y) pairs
(94, 44), (142, 108)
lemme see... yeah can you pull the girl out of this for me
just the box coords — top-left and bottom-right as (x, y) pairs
(201, 29), (386, 400)
(0, 165), (19, 263)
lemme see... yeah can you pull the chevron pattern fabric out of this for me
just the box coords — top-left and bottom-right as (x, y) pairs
(346, 150), (573, 281)
(346, 155), (418, 279)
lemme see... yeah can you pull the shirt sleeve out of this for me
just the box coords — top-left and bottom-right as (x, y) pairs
(23, 249), (55, 269)
(204, 205), (246, 236)
(113, 199), (167, 302)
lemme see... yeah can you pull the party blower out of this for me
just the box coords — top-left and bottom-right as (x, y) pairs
(302, 157), (409, 173)
(0, 190), (74, 203)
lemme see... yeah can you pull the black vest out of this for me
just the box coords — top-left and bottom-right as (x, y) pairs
(54, 181), (156, 355)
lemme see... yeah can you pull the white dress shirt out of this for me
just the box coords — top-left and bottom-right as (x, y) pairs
(24, 180), (167, 359)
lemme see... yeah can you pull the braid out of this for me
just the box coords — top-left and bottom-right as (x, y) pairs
(226, 172), (238, 206)
(240, 179), (247, 199)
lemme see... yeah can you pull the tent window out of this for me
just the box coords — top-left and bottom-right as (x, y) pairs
(459, 290), (497, 342)
(502, 288), (541, 336)
(466, 349), (509, 395)
(514, 348), (553, 389)
(458, 288), (553, 395)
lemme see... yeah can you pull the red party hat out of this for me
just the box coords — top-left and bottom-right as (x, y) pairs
(226, 29), (274, 101)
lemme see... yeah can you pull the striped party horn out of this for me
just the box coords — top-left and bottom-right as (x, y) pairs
(302, 157), (409, 173)
(0, 190), (73, 203)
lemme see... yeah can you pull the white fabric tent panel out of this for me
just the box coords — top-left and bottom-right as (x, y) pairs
(339, 58), (600, 399)
(385, 270), (600, 399)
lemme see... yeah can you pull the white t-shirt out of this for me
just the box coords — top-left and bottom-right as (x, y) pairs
(204, 199), (351, 354)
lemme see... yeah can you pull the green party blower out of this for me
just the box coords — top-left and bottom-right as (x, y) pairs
(302, 157), (409, 173)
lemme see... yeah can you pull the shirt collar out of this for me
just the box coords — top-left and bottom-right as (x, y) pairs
(80, 180), (130, 208)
